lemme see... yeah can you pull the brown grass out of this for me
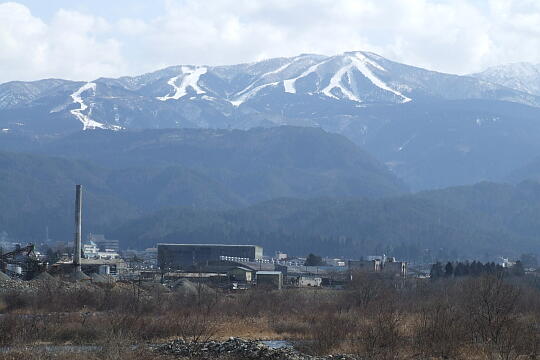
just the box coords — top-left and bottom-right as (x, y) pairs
(0, 348), (173, 360)
(1, 274), (539, 359)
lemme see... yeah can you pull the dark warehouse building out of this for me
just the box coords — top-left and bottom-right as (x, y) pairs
(157, 243), (263, 270)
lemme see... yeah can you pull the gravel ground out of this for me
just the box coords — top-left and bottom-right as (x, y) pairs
(154, 337), (359, 360)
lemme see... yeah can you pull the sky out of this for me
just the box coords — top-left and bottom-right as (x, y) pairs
(1, 0), (540, 83)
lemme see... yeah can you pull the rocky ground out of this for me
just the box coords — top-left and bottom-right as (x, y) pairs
(154, 338), (358, 360)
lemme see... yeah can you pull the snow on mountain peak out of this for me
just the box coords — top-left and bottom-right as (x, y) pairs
(157, 66), (208, 101)
(230, 61), (293, 106)
(349, 53), (411, 103)
(283, 58), (330, 94)
(4, 50), (540, 134)
(471, 62), (540, 96)
(70, 83), (121, 130)
(483, 62), (540, 77)
(283, 51), (411, 103)
(321, 60), (362, 102)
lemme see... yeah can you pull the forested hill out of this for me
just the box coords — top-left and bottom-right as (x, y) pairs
(507, 156), (540, 183)
(107, 181), (540, 260)
(4, 127), (540, 259)
(0, 127), (407, 201)
(0, 127), (406, 241)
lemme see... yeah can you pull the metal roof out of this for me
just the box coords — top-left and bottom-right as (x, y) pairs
(230, 266), (253, 272)
(157, 243), (260, 248)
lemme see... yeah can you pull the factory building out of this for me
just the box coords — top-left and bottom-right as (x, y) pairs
(88, 234), (120, 253)
(157, 244), (263, 270)
(348, 257), (407, 277)
(81, 258), (128, 276)
(382, 257), (408, 277)
(256, 271), (283, 290)
(227, 266), (254, 282)
(348, 259), (382, 272)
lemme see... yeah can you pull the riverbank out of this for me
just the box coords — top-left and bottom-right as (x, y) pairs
(0, 338), (357, 360)
(155, 337), (357, 360)
(1, 274), (539, 360)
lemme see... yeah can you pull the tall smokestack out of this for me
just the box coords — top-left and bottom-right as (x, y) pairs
(73, 184), (82, 272)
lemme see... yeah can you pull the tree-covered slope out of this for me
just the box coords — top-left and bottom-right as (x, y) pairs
(0, 127), (407, 241)
(0, 152), (138, 240)
(0, 126), (407, 200)
(107, 182), (540, 259)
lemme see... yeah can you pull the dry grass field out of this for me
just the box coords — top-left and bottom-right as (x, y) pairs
(1, 273), (539, 359)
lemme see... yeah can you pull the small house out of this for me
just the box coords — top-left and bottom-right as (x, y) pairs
(348, 259), (381, 272)
(298, 275), (322, 287)
(256, 271), (283, 290)
(228, 266), (253, 282)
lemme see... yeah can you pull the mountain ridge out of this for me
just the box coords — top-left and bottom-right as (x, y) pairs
(4, 52), (540, 190)
(0, 127), (407, 241)
(471, 62), (540, 96)
(107, 181), (540, 259)
(2, 50), (539, 134)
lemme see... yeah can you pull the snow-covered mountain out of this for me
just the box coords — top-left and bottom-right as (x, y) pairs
(1, 51), (539, 134)
(4, 51), (540, 191)
(471, 62), (540, 96)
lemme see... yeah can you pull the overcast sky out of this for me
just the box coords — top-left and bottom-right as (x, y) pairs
(1, 0), (540, 83)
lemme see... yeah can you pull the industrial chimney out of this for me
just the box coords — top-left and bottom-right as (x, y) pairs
(73, 184), (82, 272)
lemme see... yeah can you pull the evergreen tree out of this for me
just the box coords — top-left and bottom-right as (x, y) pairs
(304, 253), (324, 266)
(454, 262), (466, 277)
(471, 261), (482, 276)
(512, 260), (525, 276)
(444, 262), (454, 277)
(430, 261), (444, 279)
(520, 253), (538, 268)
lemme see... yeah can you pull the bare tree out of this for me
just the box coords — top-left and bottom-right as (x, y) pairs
(414, 299), (466, 359)
(356, 297), (402, 360)
(307, 312), (354, 355)
(463, 275), (521, 359)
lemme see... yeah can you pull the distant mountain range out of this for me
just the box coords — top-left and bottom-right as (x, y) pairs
(4, 52), (540, 258)
(3, 51), (540, 190)
(2, 126), (540, 258)
(4, 131), (540, 259)
(2, 51), (539, 135)
(471, 62), (540, 96)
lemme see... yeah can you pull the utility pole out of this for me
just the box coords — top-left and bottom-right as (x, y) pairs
(73, 185), (82, 272)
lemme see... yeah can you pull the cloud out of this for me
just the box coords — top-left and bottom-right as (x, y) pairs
(0, 2), (124, 82)
(1, 0), (540, 83)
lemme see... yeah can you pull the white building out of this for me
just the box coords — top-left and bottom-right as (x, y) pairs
(298, 276), (322, 287)
(83, 241), (99, 257)
(83, 241), (120, 260)
(498, 257), (516, 268)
